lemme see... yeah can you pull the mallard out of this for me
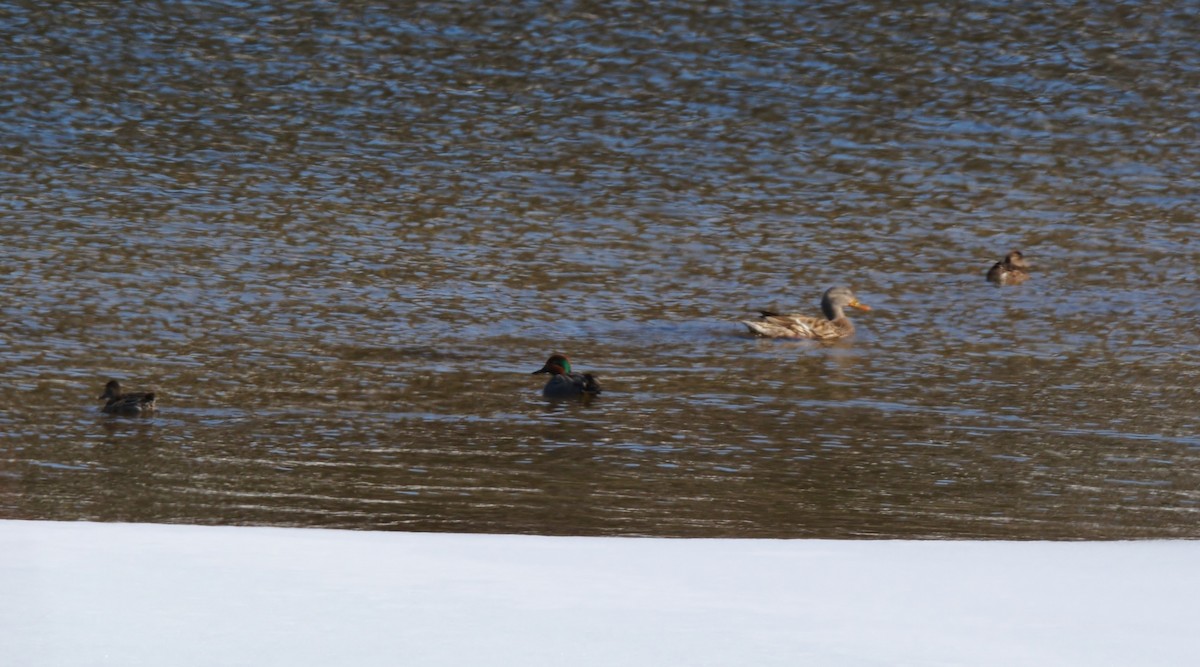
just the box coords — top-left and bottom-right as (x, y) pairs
(99, 380), (157, 415)
(741, 286), (871, 340)
(532, 354), (601, 398)
(987, 251), (1030, 285)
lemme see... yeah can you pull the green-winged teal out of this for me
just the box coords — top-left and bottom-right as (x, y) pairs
(532, 354), (601, 398)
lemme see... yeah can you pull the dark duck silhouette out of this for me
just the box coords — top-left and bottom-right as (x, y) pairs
(99, 380), (157, 415)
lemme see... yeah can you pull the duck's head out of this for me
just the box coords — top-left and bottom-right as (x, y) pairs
(1002, 250), (1029, 269)
(99, 380), (121, 400)
(821, 287), (871, 320)
(532, 354), (572, 376)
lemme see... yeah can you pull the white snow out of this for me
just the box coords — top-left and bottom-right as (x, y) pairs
(3, 520), (1197, 666)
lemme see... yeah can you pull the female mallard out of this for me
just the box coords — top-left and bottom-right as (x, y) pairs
(532, 354), (601, 398)
(741, 286), (871, 340)
(99, 380), (157, 415)
(987, 251), (1030, 285)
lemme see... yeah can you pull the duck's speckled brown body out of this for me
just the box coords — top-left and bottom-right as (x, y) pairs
(987, 251), (1031, 285)
(741, 287), (871, 340)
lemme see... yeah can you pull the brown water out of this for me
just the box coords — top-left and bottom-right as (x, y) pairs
(3, 1), (1200, 538)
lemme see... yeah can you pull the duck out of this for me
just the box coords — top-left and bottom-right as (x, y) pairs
(741, 286), (871, 340)
(532, 354), (601, 398)
(99, 380), (157, 415)
(987, 251), (1030, 285)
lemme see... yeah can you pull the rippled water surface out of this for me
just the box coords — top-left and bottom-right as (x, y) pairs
(3, 1), (1200, 538)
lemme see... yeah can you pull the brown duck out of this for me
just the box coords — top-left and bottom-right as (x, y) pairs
(741, 286), (871, 340)
(987, 251), (1031, 285)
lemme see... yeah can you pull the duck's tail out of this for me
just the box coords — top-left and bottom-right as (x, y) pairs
(581, 374), (601, 395)
(741, 319), (772, 337)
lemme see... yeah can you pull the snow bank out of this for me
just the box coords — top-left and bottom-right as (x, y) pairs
(3, 520), (1196, 666)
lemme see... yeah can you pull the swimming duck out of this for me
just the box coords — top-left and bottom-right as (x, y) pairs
(741, 286), (871, 340)
(532, 354), (601, 398)
(99, 380), (157, 415)
(987, 251), (1030, 285)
